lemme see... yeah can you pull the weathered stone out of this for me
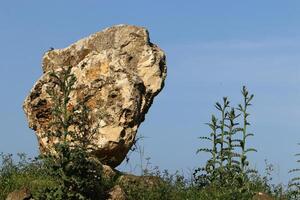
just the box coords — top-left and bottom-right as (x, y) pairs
(23, 24), (167, 167)
(118, 173), (163, 188)
(108, 185), (127, 200)
(6, 188), (33, 200)
(253, 192), (274, 200)
(102, 164), (118, 179)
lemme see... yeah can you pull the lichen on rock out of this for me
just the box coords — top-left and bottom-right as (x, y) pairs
(23, 24), (167, 167)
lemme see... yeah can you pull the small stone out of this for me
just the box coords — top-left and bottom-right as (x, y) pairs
(6, 188), (33, 200)
(108, 185), (127, 200)
(253, 192), (274, 200)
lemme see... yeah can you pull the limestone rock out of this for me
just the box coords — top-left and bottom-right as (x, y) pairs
(6, 188), (33, 200)
(102, 164), (118, 179)
(23, 24), (167, 167)
(108, 185), (127, 200)
(253, 192), (274, 200)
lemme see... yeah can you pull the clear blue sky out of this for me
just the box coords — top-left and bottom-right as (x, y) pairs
(1, 1), (300, 185)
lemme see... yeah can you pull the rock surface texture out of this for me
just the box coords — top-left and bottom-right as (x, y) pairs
(6, 188), (33, 200)
(23, 25), (167, 167)
(108, 185), (127, 200)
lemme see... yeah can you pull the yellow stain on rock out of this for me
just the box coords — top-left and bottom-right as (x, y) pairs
(100, 61), (109, 74)
(86, 61), (109, 81)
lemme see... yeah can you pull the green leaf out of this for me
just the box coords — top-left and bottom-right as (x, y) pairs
(245, 148), (257, 153)
(215, 102), (222, 111)
(196, 148), (213, 154)
(198, 136), (212, 141)
(245, 133), (254, 138)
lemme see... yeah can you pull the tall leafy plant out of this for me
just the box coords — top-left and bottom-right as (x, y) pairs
(237, 86), (256, 171)
(39, 66), (105, 200)
(194, 86), (257, 190)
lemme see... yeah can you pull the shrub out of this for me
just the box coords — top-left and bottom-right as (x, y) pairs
(37, 66), (106, 200)
(0, 153), (57, 200)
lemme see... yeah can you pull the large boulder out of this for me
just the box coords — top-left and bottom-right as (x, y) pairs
(23, 24), (167, 167)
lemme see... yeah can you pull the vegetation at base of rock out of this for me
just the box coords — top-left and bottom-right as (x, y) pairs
(0, 155), (287, 200)
(0, 153), (57, 200)
(120, 171), (283, 200)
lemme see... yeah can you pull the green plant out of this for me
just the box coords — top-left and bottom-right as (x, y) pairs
(38, 66), (106, 200)
(120, 168), (203, 200)
(238, 86), (256, 171)
(194, 86), (257, 197)
(288, 143), (300, 199)
(0, 153), (57, 200)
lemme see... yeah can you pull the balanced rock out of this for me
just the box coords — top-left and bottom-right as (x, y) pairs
(23, 25), (167, 167)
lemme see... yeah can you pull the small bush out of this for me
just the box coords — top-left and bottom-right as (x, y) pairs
(0, 153), (57, 200)
(36, 67), (106, 200)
